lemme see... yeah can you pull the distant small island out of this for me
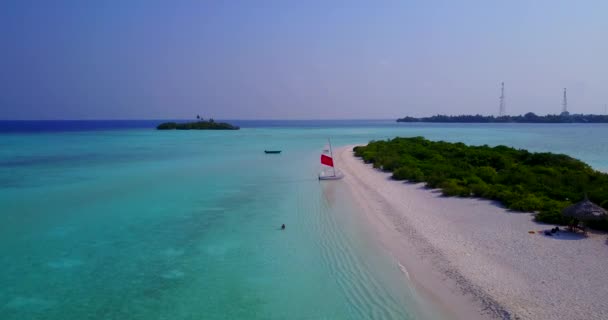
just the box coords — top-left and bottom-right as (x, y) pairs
(157, 118), (239, 130)
(397, 112), (608, 123)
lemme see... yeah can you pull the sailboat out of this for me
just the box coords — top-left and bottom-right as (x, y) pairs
(318, 138), (344, 180)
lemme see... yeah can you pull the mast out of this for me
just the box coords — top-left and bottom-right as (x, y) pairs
(328, 138), (336, 177)
(562, 88), (568, 113)
(499, 82), (506, 116)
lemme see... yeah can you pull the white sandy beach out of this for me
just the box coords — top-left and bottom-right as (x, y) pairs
(335, 146), (608, 320)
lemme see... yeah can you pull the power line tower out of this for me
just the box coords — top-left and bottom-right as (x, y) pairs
(561, 88), (568, 114)
(498, 82), (506, 116)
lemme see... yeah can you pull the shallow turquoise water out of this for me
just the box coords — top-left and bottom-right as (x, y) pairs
(2, 123), (608, 319)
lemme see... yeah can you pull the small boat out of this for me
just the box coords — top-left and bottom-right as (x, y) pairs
(319, 170), (344, 180)
(319, 138), (343, 180)
(264, 150), (281, 154)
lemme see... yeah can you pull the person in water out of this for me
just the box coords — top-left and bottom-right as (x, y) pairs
(281, 224), (285, 230)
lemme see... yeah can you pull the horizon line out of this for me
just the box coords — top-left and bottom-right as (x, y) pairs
(0, 118), (397, 121)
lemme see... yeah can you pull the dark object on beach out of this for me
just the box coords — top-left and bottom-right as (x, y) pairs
(281, 224), (285, 230)
(544, 230), (553, 236)
(562, 196), (607, 221)
(562, 196), (607, 233)
(265, 150), (282, 154)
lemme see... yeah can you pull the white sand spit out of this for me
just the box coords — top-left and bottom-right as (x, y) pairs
(335, 146), (608, 320)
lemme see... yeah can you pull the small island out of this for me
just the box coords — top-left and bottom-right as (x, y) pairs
(397, 112), (608, 123)
(156, 118), (239, 130)
(354, 137), (608, 227)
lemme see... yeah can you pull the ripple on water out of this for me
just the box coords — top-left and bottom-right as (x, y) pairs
(161, 269), (185, 280)
(47, 259), (83, 269)
(160, 248), (185, 258)
(312, 185), (408, 319)
(46, 226), (76, 238)
(4, 296), (55, 311)
(202, 240), (239, 257)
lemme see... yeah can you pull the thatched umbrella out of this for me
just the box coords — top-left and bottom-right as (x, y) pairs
(562, 196), (607, 222)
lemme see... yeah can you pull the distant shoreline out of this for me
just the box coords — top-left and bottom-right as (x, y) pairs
(397, 113), (608, 123)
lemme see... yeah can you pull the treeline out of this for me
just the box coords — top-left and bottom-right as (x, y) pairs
(397, 113), (608, 123)
(156, 120), (239, 130)
(353, 137), (608, 227)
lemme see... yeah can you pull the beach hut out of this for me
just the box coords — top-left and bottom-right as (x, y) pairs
(562, 196), (607, 232)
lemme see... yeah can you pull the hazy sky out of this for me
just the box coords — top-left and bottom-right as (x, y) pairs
(1, 0), (607, 120)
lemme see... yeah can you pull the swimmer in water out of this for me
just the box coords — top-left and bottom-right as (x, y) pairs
(281, 224), (285, 230)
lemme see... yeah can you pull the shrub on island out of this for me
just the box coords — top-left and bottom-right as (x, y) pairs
(156, 120), (239, 130)
(354, 137), (608, 227)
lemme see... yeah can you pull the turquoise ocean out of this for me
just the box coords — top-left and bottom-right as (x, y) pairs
(2, 121), (608, 319)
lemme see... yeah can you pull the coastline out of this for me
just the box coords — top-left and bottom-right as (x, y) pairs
(335, 145), (608, 320)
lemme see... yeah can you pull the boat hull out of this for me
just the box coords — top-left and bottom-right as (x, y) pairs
(264, 150), (281, 154)
(318, 171), (344, 180)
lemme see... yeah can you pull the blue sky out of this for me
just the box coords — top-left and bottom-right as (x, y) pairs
(1, 0), (607, 119)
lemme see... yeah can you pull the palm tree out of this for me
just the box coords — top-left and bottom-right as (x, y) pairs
(196, 115), (200, 120)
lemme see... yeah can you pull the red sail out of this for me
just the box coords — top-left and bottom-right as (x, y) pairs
(321, 154), (334, 167)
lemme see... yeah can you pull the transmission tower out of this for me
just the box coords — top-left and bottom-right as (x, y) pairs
(498, 82), (506, 116)
(561, 88), (568, 114)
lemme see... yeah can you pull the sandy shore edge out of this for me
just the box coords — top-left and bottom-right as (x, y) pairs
(335, 145), (608, 320)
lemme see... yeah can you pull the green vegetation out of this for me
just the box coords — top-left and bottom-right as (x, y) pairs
(397, 112), (608, 123)
(354, 137), (608, 226)
(156, 119), (239, 130)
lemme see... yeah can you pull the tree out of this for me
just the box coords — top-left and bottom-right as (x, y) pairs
(353, 137), (608, 229)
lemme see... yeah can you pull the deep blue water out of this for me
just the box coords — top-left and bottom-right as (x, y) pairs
(0, 120), (400, 133)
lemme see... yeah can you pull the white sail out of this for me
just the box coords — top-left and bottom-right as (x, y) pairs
(318, 138), (343, 180)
